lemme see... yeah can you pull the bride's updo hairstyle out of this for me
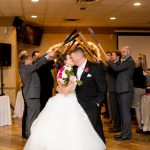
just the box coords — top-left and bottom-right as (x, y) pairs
(55, 54), (67, 72)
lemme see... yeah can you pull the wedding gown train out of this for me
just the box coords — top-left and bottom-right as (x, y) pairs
(24, 92), (106, 150)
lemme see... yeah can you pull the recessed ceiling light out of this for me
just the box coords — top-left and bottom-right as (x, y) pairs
(31, 15), (37, 18)
(110, 17), (116, 20)
(31, 0), (39, 2)
(133, 2), (141, 6)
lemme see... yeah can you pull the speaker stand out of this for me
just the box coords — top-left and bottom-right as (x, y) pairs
(0, 64), (5, 96)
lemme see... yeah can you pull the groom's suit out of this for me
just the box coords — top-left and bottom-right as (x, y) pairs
(74, 60), (107, 143)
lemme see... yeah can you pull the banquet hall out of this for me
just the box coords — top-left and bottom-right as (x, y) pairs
(0, 0), (150, 149)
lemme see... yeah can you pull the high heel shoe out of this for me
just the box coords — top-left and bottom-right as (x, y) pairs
(136, 128), (143, 133)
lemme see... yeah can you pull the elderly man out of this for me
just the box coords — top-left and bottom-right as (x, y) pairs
(106, 46), (135, 141)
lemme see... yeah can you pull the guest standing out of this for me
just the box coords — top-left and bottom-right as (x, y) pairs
(106, 46), (135, 141)
(18, 50), (28, 139)
(32, 51), (55, 110)
(107, 50), (121, 133)
(131, 57), (146, 133)
(19, 53), (53, 138)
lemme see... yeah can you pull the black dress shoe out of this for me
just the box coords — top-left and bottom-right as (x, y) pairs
(115, 135), (131, 141)
(140, 131), (149, 135)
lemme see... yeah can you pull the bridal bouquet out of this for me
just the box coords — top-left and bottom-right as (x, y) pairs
(57, 66), (82, 86)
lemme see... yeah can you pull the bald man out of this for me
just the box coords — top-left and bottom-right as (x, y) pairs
(106, 46), (135, 141)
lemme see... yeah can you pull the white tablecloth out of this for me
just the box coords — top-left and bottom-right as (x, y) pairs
(141, 94), (150, 131)
(13, 90), (24, 118)
(0, 95), (12, 127)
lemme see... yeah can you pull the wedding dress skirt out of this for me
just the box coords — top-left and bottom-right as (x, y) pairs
(24, 92), (106, 150)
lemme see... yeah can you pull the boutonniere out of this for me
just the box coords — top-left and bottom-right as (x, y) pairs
(76, 80), (83, 86)
(84, 67), (89, 73)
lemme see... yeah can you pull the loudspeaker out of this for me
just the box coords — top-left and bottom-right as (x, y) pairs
(0, 43), (11, 66)
(13, 17), (23, 27)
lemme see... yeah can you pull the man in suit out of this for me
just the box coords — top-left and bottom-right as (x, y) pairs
(18, 50), (28, 139)
(19, 53), (54, 138)
(106, 50), (121, 133)
(70, 47), (107, 143)
(103, 52), (112, 124)
(106, 46), (135, 141)
(32, 51), (55, 110)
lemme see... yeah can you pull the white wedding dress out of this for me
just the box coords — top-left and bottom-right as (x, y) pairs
(24, 80), (106, 150)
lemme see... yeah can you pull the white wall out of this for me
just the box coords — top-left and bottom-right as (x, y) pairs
(118, 35), (150, 67)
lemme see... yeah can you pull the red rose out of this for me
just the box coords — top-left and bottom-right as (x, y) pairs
(59, 66), (65, 72)
(84, 67), (89, 73)
(58, 72), (62, 78)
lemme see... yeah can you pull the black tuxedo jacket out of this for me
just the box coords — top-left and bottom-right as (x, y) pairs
(74, 61), (106, 110)
(37, 60), (54, 91)
(36, 60), (55, 109)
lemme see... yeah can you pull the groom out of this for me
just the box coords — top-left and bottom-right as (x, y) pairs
(70, 47), (106, 143)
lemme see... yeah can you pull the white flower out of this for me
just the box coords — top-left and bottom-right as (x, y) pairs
(57, 65), (74, 85)
(62, 71), (68, 78)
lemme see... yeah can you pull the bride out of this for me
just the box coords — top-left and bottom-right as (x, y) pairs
(24, 54), (106, 150)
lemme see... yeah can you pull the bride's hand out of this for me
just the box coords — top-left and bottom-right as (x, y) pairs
(69, 75), (77, 83)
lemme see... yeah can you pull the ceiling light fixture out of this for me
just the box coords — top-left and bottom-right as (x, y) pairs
(133, 2), (141, 6)
(110, 17), (116, 20)
(31, 15), (37, 18)
(31, 0), (39, 2)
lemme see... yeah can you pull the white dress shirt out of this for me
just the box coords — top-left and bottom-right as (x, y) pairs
(77, 60), (87, 80)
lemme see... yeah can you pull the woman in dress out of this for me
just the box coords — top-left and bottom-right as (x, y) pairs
(131, 57), (146, 133)
(24, 54), (106, 150)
